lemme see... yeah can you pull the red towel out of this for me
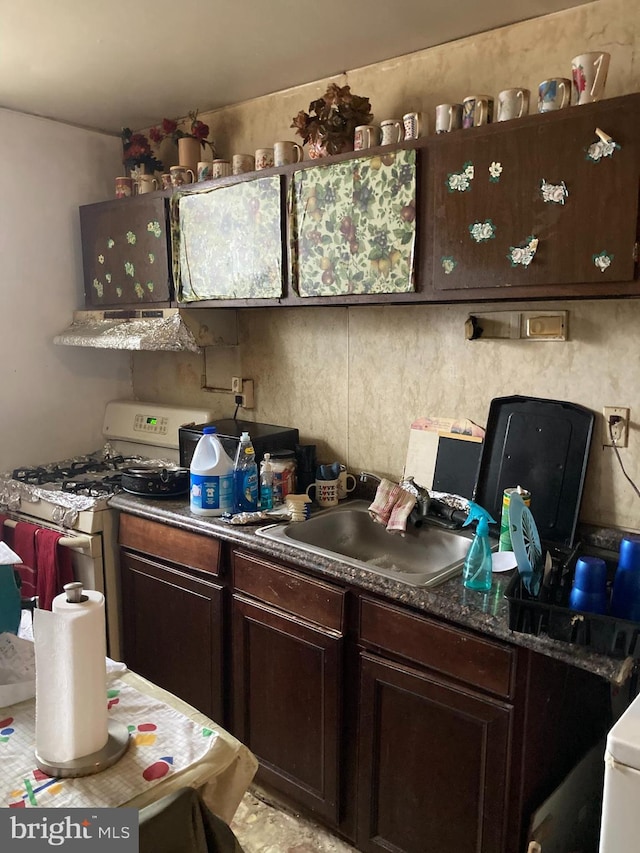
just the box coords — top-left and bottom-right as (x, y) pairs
(12, 522), (39, 600)
(35, 528), (75, 611)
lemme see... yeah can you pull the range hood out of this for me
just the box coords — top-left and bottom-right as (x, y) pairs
(53, 308), (238, 352)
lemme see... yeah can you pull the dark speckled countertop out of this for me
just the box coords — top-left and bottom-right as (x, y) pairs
(109, 492), (635, 686)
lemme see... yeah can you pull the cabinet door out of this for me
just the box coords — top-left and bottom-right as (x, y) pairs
(357, 651), (511, 853)
(231, 593), (342, 824)
(80, 194), (172, 306)
(289, 150), (418, 297)
(174, 177), (284, 301)
(120, 551), (224, 721)
(430, 95), (640, 299)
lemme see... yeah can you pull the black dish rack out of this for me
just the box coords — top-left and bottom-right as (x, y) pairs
(505, 563), (640, 660)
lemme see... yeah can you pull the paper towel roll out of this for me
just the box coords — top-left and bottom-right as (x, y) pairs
(33, 589), (108, 764)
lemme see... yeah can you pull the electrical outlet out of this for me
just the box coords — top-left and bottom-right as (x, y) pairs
(231, 376), (243, 394)
(240, 379), (254, 409)
(603, 406), (630, 447)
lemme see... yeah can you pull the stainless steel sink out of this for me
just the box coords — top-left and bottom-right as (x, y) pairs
(256, 499), (475, 587)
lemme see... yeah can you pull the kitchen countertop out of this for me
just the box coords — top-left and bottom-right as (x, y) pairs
(110, 493), (635, 686)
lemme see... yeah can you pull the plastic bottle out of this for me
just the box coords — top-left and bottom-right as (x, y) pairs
(233, 432), (258, 513)
(189, 426), (234, 516)
(269, 449), (297, 506)
(462, 502), (496, 591)
(260, 453), (274, 510)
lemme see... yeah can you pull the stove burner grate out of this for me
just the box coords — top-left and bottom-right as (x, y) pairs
(61, 474), (123, 497)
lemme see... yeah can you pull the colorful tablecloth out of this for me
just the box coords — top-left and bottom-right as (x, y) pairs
(0, 671), (257, 821)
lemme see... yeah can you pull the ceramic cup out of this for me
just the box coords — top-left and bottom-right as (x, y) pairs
(403, 112), (427, 140)
(337, 467), (357, 500)
(211, 159), (232, 178)
(462, 95), (494, 129)
(306, 478), (340, 508)
(435, 104), (463, 134)
(169, 165), (195, 187)
(135, 174), (159, 194)
(255, 148), (275, 170)
(274, 141), (304, 166)
(115, 176), (133, 198)
(197, 161), (214, 182)
(160, 172), (173, 190)
(380, 119), (404, 146)
(571, 51), (611, 104)
(537, 78), (572, 112)
(232, 154), (255, 175)
(354, 125), (381, 151)
(497, 88), (530, 121)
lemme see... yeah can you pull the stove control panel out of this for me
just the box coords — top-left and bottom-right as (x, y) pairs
(134, 413), (170, 436)
(103, 400), (215, 450)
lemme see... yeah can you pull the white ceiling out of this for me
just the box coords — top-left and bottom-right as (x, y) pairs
(0, 0), (591, 136)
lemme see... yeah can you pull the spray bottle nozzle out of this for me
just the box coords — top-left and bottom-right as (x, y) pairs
(462, 502), (496, 537)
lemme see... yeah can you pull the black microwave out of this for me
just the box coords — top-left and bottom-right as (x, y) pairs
(179, 419), (299, 469)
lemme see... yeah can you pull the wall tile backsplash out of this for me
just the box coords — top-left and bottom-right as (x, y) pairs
(134, 0), (640, 532)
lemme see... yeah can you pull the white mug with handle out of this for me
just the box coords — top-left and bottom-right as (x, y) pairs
(306, 478), (339, 507)
(571, 51), (610, 104)
(274, 141), (304, 166)
(337, 467), (357, 500)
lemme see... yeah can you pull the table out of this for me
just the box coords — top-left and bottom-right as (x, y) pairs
(1, 666), (257, 822)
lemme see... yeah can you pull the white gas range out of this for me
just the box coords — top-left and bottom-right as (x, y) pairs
(0, 400), (214, 660)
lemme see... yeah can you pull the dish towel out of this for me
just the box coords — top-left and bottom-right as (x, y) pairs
(386, 488), (418, 535)
(35, 528), (75, 611)
(368, 480), (417, 535)
(12, 522), (39, 600)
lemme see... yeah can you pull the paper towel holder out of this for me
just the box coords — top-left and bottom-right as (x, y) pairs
(35, 720), (130, 778)
(34, 581), (130, 778)
(64, 581), (88, 603)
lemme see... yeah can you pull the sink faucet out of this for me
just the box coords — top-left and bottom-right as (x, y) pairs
(360, 472), (430, 525)
(399, 476), (431, 525)
(359, 471), (382, 486)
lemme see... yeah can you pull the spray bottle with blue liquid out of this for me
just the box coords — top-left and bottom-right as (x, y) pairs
(462, 502), (496, 591)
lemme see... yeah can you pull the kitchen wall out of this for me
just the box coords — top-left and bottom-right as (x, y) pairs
(133, 0), (640, 532)
(0, 109), (131, 471)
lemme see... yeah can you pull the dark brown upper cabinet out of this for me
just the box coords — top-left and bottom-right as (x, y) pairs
(80, 193), (173, 307)
(78, 94), (640, 310)
(427, 94), (640, 301)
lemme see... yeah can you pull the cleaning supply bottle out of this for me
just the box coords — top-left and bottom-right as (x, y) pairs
(260, 453), (274, 510)
(462, 502), (496, 591)
(233, 431), (258, 513)
(189, 426), (234, 516)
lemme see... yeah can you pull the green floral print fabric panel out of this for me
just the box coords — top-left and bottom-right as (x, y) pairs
(290, 150), (416, 296)
(175, 177), (283, 301)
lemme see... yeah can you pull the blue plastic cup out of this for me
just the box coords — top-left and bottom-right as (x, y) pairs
(569, 556), (607, 614)
(618, 534), (640, 571)
(610, 536), (640, 622)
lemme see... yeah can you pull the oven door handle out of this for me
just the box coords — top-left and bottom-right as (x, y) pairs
(3, 519), (91, 551)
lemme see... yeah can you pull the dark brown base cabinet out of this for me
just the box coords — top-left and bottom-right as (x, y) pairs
(119, 514), (225, 721)
(118, 516), (611, 852)
(357, 653), (510, 853)
(355, 596), (609, 853)
(231, 550), (346, 825)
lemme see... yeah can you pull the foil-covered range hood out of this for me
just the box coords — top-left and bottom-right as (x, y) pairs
(53, 308), (238, 352)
